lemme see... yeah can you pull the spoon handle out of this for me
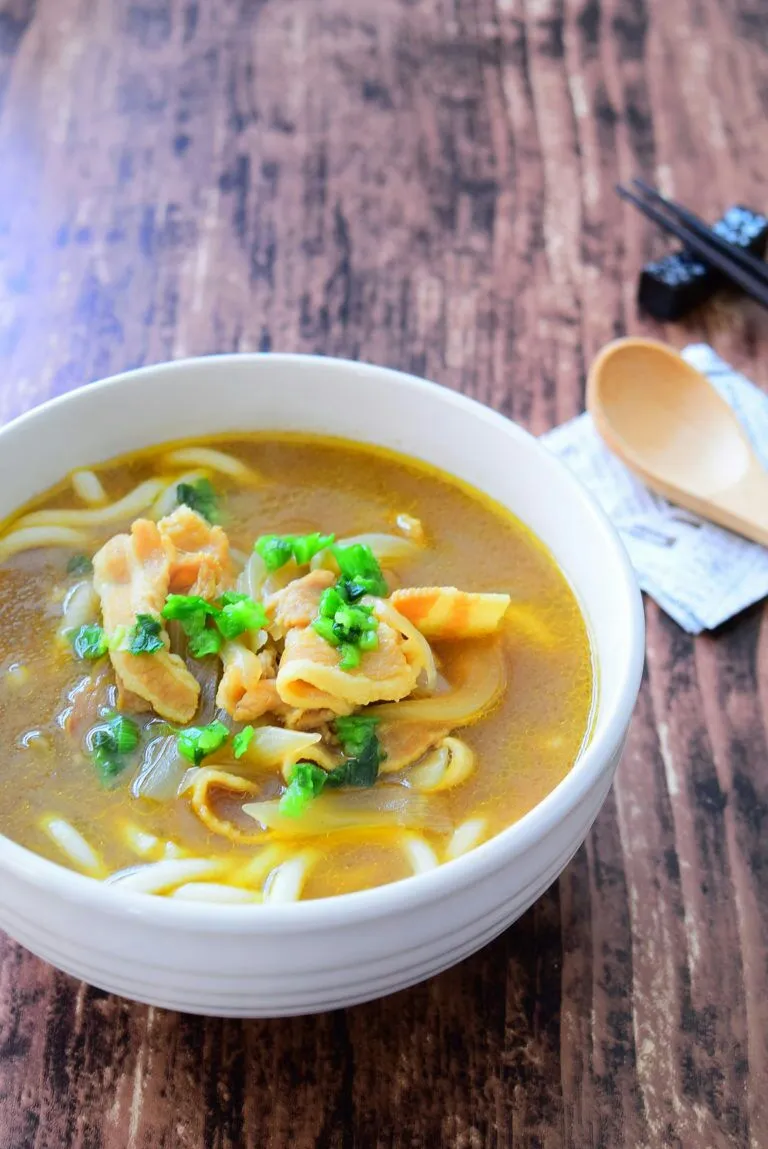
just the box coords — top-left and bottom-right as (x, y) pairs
(708, 462), (768, 547)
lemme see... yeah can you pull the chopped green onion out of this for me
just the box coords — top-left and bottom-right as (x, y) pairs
(88, 714), (141, 783)
(176, 478), (219, 524)
(328, 716), (384, 787)
(279, 761), (329, 817)
(278, 719), (385, 816)
(339, 644), (361, 671)
(216, 591), (268, 640)
(254, 532), (335, 572)
(332, 543), (387, 599)
(334, 715), (380, 758)
(66, 554), (93, 577)
(177, 719), (229, 765)
(162, 594), (221, 657)
(312, 616), (341, 647)
(232, 725), (255, 759)
(291, 532), (335, 565)
(128, 614), (165, 655)
(71, 624), (109, 661)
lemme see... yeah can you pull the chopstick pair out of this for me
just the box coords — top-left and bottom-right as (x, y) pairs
(616, 179), (768, 310)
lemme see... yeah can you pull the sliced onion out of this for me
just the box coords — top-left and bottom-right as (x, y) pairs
(132, 733), (189, 801)
(243, 786), (452, 837)
(237, 550), (268, 599)
(60, 579), (99, 634)
(367, 643), (505, 725)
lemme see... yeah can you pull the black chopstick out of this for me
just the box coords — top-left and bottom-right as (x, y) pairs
(615, 183), (768, 310)
(631, 179), (768, 287)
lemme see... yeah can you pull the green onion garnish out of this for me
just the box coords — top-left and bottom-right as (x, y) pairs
(162, 594), (222, 657)
(332, 543), (387, 599)
(278, 718), (384, 817)
(71, 624), (109, 661)
(177, 719), (229, 765)
(127, 614), (165, 655)
(88, 714), (140, 783)
(254, 532), (335, 572)
(216, 591), (268, 639)
(176, 478), (219, 524)
(279, 761), (329, 817)
(232, 725), (255, 759)
(161, 591), (266, 656)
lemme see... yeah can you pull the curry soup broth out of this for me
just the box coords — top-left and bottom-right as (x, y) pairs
(0, 435), (594, 900)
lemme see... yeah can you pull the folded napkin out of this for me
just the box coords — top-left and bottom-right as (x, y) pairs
(542, 344), (768, 634)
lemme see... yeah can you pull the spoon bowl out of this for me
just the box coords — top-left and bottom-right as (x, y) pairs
(587, 337), (768, 546)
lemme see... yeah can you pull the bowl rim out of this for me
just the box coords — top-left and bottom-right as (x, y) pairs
(0, 352), (645, 930)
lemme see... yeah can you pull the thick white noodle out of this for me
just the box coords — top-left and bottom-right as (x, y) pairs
(262, 851), (318, 903)
(162, 447), (261, 481)
(170, 882), (261, 903)
(445, 818), (487, 860)
(121, 822), (160, 858)
(16, 478), (165, 530)
(41, 816), (106, 877)
(402, 835), (439, 875)
(71, 470), (107, 506)
(0, 525), (88, 562)
(106, 858), (223, 893)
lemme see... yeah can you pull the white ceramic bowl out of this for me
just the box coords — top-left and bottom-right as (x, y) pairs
(0, 355), (644, 1016)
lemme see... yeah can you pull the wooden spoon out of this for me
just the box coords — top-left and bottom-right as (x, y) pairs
(586, 336), (768, 546)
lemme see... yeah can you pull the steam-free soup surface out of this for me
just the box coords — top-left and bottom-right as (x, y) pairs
(0, 436), (593, 902)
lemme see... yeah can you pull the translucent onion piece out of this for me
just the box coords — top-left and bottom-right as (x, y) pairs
(171, 882), (261, 903)
(263, 851), (319, 903)
(60, 579), (99, 635)
(106, 857), (223, 893)
(368, 643), (504, 725)
(16, 479), (165, 529)
(132, 734), (190, 802)
(445, 818), (487, 860)
(402, 835), (439, 875)
(401, 737), (476, 792)
(71, 469), (107, 505)
(310, 533), (422, 571)
(373, 597), (437, 690)
(238, 726), (322, 777)
(0, 526), (88, 562)
(41, 816), (106, 877)
(236, 550), (268, 600)
(189, 656), (221, 724)
(162, 447), (261, 482)
(244, 787), (452, 838)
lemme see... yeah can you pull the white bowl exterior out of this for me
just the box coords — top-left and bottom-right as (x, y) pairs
(0, 356), (644, 1015)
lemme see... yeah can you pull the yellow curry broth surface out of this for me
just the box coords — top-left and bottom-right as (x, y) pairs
(0, 435), (594, 898)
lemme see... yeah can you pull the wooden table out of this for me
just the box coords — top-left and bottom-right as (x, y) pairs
(0, 1), (766, 1145)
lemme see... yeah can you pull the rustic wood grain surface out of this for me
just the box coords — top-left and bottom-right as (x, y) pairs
(0, 0), (767, 1145)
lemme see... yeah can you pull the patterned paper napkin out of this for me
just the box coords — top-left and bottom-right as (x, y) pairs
(542, 344), (768, 634)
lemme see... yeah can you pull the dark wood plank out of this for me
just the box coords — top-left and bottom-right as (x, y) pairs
(0, 0), (766, 1145)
